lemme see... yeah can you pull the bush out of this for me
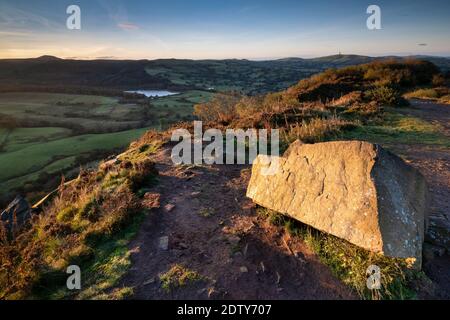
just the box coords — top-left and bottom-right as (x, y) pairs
(432, 74), (446, 87)
(365, 86), (401, 105)
(193, 92), (241, 123)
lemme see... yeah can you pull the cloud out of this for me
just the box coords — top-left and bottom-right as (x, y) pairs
(0, 31), (32, 37)
(418, 43), (427, 46)
(0, 3), (62, 30)
(117, 22), (140, 31)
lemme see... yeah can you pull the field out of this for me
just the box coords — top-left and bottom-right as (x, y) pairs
(0, 91), (210, 204)
(144, 60), (308, 94)
(149, 90), (214, 122)
(0, 127), (150, 191)
(0, 92), (154, 133)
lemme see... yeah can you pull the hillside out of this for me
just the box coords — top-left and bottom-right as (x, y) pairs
(1, 55), (449, 95)
(1, 54), (447, 209)
(1, 59), (449, 300)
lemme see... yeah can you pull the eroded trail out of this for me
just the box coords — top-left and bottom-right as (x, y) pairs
(392, 100), (450, 298)
(119, 146), (355, 299)
(393, 100), (450, 249)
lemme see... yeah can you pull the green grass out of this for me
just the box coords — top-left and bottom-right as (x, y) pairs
(147, 90), (214, 125)
(159, 264), (204, 292)
(0, 92), (151, 132)
(257, 208), (422, 300)
(4, 156), (76, 191)
(143, 60), (310, 94)
(0, 92), (174, 201)
(0, 92), (117, 104)
(198, 207), (215, 218)
(151, 90), (213, 108)
(0, 127), (151, 183)
(34, 210), (147, 300)
(2, 127), (73, 152)
(340, 109), (450, 148)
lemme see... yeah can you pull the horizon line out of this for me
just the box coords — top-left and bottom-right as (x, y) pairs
(1, 53), (450, 62)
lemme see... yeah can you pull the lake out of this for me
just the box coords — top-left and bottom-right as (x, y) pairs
(125, 90), (179, 97)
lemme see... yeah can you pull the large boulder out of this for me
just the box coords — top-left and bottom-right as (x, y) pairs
(247, 140), (429, 267)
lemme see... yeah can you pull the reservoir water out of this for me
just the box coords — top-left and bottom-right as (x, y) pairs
(124, 90), (178, 97)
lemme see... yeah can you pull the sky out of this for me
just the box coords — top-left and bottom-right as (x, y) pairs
(0, 0), (449, 60)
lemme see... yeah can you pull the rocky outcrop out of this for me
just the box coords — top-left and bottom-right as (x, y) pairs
(247, 140), (429, 267)
(1, 195), (32, 233)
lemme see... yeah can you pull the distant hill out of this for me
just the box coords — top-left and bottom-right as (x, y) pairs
(0, 54), (448, 95)
(35, 55), (62, 61)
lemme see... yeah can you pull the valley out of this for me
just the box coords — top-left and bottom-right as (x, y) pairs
(0, 90), (207, 205)
(0, 54), (401, 206)
(1, 56), (450, 301)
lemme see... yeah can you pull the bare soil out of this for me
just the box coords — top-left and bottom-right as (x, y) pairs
(118, 146), (355, 299)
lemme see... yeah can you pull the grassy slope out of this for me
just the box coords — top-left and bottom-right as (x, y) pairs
(0, 127), (151, 184)
(2, 60), (446, 300)
(0, 133), (164, 300)
(341, 107), (450, 148)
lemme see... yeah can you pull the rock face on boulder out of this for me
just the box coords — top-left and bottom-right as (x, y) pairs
(1, 195), (32, 233)
(247, 140), (429, 266)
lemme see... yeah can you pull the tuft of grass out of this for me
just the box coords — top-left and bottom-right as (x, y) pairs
(365, 85), (401, 105)
(405, 88), (439, 100)
(438, 94), (450, 104)
(257, 207), (422, 300)
(159, 264), (203, 292)
(404, 87), (450, 104)
(198, 207), (215, 218)
(281, 116), (355, 145)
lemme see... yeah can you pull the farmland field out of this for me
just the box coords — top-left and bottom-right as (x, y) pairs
(0, 91), (210, 204)
(148, 90), (213, 123)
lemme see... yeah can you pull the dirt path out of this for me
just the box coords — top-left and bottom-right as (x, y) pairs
(393, 100), (450, 247)
(117, 99), (449, 299)
(391, 100), (450, 298)
(118, 146), (355, 300)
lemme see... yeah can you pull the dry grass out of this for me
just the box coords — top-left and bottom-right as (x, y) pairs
(438, 94), (450, 104)
(405, 88), (439, 100)
(404, 87), (449, 101)
(281, 116), (355, 144)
